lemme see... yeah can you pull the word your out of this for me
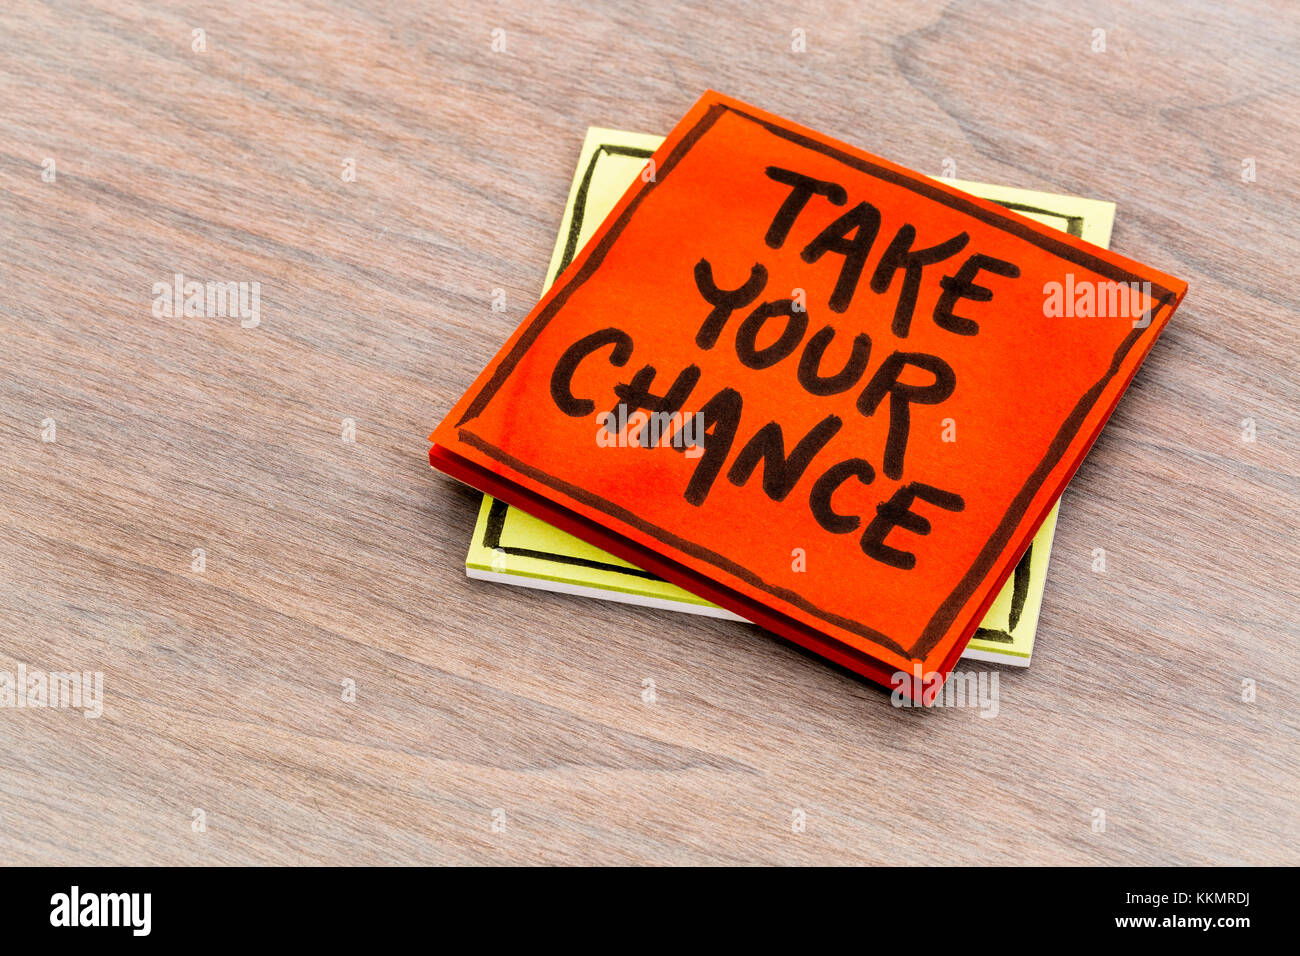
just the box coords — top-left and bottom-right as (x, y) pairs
(1043, 274), (1152, 326)
(152, 272), (260, 328)
(50, 886), (151, 936)
(596, 407), (705, 458)
(0, 664), (102, 718)
(890, 666), (999, 716)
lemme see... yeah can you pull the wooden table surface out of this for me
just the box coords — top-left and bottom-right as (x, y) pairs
(1, 0), (1296, 866)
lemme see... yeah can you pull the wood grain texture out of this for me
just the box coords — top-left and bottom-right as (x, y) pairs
(1, 0), (1296, 865)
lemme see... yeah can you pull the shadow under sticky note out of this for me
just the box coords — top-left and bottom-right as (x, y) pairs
(431, 92), (1183, 694)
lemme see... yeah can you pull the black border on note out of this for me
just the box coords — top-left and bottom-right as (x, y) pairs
(453, 101), (1176, 660)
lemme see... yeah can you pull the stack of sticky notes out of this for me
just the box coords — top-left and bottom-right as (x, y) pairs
(430, 91), (1185, 699)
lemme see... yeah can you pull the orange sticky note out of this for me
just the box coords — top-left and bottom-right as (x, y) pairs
(430, 91), (1187, 699)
